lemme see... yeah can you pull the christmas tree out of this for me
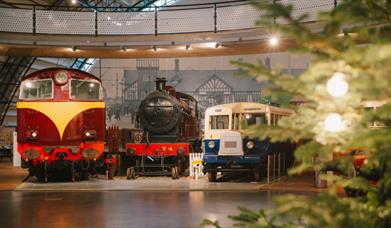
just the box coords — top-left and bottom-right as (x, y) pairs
(203, 0), (391, 227)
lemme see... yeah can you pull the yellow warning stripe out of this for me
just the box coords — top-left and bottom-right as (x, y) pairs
(17, 101), (105, 140)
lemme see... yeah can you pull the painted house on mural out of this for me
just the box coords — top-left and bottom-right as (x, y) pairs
(120, 59), (263, 124)
(107, 59), (306, 127)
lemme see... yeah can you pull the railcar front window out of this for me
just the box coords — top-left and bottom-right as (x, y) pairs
(244, 113), (267, 127)
(210, 115), (229, 130)
(20, 79), (53, 99)
(70, 79), (101, 100)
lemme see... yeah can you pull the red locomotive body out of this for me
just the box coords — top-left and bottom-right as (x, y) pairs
(17, 68), (105, 182)
(125, 78), (200, 179)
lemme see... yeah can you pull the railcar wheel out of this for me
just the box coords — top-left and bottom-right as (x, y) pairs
(126, 167), (136, 180)
(208, 170), (217, 182)
(254, 170), (261, 182)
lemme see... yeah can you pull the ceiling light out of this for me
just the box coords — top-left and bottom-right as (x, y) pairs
(153, 45), (157, 51)
(71, 0), (77, 4)
(215, 42), (220, 48)
(72, 46), (77, 52)
(122, 46), (127, 52)
(269, 36), (279, 46)
(186, 44), (191, 50)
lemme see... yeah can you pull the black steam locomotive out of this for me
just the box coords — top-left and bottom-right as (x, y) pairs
(125, 78), (200, 179)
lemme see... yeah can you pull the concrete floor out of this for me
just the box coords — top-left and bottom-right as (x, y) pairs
(16, 176), (266, 191)
(0, 161), (28, 190)
(0, 190), (315, 228)
(0, 161), (321, 228)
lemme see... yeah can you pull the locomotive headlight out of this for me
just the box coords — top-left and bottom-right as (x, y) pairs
(84, 130), (96, 139)
(26, 130), (38, 140)
(246, 141), (254, 149)
(208, 141), (215, 149)
(54, 72), (68, 85)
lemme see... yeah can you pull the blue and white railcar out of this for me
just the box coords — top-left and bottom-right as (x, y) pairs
(202, 102), (293, 182)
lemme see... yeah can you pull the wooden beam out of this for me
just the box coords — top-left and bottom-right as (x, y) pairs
(0, 40), (297, 58)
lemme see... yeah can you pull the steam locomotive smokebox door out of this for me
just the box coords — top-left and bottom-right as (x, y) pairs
(138, 78), (181, 136)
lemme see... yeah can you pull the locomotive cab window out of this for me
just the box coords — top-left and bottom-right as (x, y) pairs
(70, 79), (101, 100)
(20, 79), (53, 100)
(210, 115), (229, 130)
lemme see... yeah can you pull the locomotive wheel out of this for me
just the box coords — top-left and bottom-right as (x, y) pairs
(171, 166), (179, 179)
(70, 162), (76, 182)
(208, 170), (217, 182)
(37, 162), (48, 183)
(43, 161), (48, 183)
(126, 167), (136, 180)
(177, 160), (182, 176)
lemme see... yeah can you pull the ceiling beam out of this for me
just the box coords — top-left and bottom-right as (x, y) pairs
(0, 40), (297, 58)
(0, 0), (20, 8)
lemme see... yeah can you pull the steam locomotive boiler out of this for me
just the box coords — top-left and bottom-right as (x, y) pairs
(125, 78), (200, 179)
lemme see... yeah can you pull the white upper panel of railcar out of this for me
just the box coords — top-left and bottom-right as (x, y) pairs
(205, 102), (292, 115)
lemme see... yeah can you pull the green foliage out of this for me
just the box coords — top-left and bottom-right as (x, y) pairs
(205, 0), (391, 227)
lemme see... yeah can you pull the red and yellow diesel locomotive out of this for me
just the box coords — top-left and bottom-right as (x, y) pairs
(17, 68), (105, 182)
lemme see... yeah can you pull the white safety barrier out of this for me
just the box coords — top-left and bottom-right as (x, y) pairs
(36, 10), (95, 35)
(98, 12), (155, 35)
(0, 8), (32, 33)
(0, 0), (336, 35)
(266, 152), (287, 184)
(158, 7), (214, 34)
(13, 131), (20, 167)
(189, 152), (204, 179)
(217, 4), (261, 31)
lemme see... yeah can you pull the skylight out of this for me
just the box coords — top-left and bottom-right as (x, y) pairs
(142, 0), (177, 11)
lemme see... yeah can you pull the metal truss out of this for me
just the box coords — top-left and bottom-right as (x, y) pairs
(0, 57), (36, 125)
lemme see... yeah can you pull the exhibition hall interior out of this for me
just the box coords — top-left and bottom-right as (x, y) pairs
(0, 0), (390, 227)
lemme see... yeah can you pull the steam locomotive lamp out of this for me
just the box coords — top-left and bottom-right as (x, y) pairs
(125, 78), (200, 179)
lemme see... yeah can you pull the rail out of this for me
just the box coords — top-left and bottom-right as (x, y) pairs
(0, 0), (336, 36)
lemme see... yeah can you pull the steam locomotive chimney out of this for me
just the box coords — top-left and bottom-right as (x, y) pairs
(155, 77), (167, 91)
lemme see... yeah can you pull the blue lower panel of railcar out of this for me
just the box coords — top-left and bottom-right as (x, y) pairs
(203, 154), (267, 172)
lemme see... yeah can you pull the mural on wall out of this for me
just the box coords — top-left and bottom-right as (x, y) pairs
(105, 58), (306, 128)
